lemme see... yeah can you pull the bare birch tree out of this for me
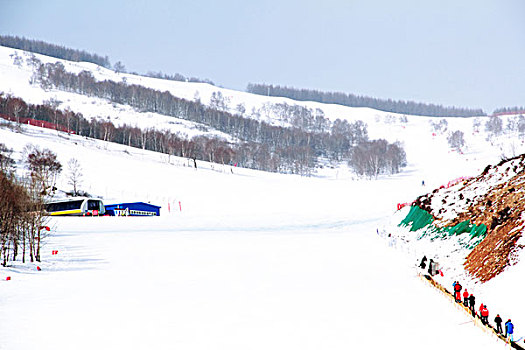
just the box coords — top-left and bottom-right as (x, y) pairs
(67, 158), (82, 196)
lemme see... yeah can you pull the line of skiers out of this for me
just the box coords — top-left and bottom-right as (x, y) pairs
(452, 280), (515, 341)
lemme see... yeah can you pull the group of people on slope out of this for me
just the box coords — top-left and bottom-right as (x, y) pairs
(418, 255), (442, 277)
(453, 280), (515, 341)
(419, 256), (517, 343)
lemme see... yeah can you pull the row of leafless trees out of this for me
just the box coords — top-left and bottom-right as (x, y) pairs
(432, 115), (525, 153)
(349, 140), (406, 178)
(483, 115), (525, 137)
(27, 62), (406, 175)
(0, 143), (61, 266)
(1, 58), (407, 176)
(31, 62), (367, 157)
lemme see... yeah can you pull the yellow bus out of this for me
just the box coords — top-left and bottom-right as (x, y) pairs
(45, 197), (105, 216)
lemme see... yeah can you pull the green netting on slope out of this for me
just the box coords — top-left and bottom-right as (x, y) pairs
(398, 206), (488, 248)
(399, 205), (435, 231)
(441, 220), (487, 249)
(445, 220), (487, 238)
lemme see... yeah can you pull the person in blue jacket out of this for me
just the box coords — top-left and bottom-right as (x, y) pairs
(505, 319), (514, 341)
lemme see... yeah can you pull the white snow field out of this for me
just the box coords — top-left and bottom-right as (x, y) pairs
(0, 123), (513, 350)
(1, 45), (524, 349)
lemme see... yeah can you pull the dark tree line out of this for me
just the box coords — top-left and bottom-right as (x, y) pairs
(493, 106), (525, 116)
(0, 93), (306, 174)
(0, 35), (111, 68)
(0, 93), (236, 168)
(0, 93), (353, 175)
(247, 83), (486, 118)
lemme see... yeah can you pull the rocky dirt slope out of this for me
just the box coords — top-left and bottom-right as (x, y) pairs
(412, 154), (525, 282)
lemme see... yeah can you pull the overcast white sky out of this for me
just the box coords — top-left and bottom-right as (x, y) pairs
(1, 0), (524, 113)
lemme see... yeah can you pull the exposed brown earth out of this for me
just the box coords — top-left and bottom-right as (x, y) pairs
(412, 154), (525, 282)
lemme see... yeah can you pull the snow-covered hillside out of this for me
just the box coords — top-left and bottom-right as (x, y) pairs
(0, 45), (522, 143)
(2, 44), (525, 179)
(0, 121), (513, 350)
(1, 45), (524, 349)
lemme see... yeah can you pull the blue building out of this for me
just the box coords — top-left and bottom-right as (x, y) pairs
(104, 202), (161, 216)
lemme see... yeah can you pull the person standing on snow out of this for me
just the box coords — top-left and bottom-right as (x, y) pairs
(468, 293), (476, 315)
(478, 303), (484, 319)
(462, 289), (469, 307)
(505, 319), (514, 341)
(427, 259), (440, 276)
(419, 256), (427, 270)
(481, 305), (489, 325)
(494, 314), (503, 334)
(428, 259), (434, 275)
(453, 281), (462, 302)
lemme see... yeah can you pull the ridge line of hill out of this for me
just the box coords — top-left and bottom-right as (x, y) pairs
(247, 83), (487, 118)
(0, 35), (492, 118)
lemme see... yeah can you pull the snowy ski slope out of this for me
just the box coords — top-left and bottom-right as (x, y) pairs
(0, 45), (524, 349)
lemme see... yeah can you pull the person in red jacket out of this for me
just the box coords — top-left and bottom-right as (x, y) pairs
(462, 289), (469, 307)
(481, 305), (489, 325)
(453, 281), (462, 302)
